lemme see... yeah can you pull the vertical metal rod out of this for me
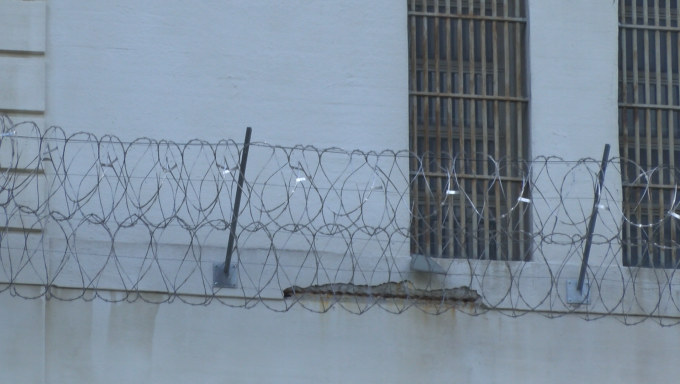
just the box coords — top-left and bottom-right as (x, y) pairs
(224, 127), (252, 276)
(577, 144), (611, 293)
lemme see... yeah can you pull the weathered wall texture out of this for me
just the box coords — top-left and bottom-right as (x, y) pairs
(44, 0), (408, 151)
(0, 1), (45, 114)
(529, 0), (623, 268)
(2, 0), (679, 382)
(3, 288), (680, 383)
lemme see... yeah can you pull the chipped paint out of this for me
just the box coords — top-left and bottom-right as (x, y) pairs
(283, 281), (481, 303)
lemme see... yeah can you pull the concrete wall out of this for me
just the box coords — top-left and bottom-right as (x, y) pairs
(3, 287), (680, 383)
(3, 0), (680, 382)
(529, 0), (623, 268)
(45, 0), (408, 151)
(38, 0), (413, 280)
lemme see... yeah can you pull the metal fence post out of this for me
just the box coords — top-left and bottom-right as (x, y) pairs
(567, 144), (610, 305)
(214, 127), (252, 288)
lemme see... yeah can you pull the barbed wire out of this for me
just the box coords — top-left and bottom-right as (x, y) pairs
(2, 115), (680, 325)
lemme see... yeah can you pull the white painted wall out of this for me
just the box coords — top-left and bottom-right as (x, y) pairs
(3, 287), (680, 383)
(3, 0), (680, 382)
(45, 0), (408, 151)
(529, 0), (620, 161)
(528, 0), (623, 268)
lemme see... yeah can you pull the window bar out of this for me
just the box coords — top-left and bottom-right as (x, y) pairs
(446, 0), (456, 258)
(620, 0), (631, 266)
(423, 0), (433, 256)
(515, 0), (525, 260)
(632, 5), (642, 266)
(617, 0), (680, 267)
(410, 0), (419, 255)
(479, 0), (492, 260)
(503, 0), (514, 261)
(492, 0), (503, 260)
(409, 0), (525, 260)
(654, 1), (666, 266)
(621, 111), (632, 265)
(468, 1), (480, 259)
(644, 0), (654, 266)
(667, 1), (677, 267)
(434, 0), (444, 257)
(457, 0), (467, 258)
(620, 0), (628, 165)
(622, 103), (680, 111)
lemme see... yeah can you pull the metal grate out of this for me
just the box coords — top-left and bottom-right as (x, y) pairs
(408, 0), (529, 260)
(619, 0), (680, 268)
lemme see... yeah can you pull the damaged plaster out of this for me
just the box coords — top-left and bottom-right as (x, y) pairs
(283, 281), (481, 303)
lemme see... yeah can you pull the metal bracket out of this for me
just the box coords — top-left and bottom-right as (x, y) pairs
(410, 254), (447, 274)
(213, 262), (238, 289)
(566, 279), (590, 305)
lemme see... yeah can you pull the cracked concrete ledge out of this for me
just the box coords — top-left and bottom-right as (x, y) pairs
(283, 281), (481, 302)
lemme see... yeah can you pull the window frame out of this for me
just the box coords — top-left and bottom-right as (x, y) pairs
(408, 0), (530, 261)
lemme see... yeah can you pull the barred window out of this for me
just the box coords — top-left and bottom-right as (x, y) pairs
(619, 0), (680, 268)
(408, 0), (529, 260)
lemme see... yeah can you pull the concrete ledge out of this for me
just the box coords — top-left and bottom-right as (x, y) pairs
(3, 241), (680, 319)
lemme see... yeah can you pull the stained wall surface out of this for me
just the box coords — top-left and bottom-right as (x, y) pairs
(3, 0), (678, 382)
(3, 289), (680, 383)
